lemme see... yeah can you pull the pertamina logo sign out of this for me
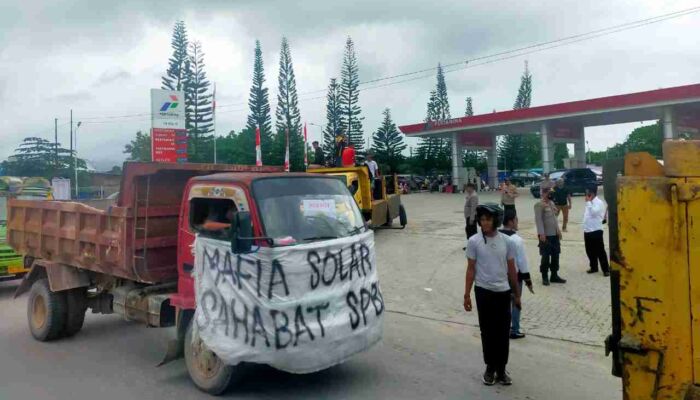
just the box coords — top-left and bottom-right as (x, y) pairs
(159, 95), (179, 112)
(151, 89), (185, 130)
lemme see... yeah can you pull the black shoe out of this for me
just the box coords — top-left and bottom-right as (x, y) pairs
(482, 368), (496, 386)
(542, 275), (550, 286)
(550, 275), (567, 284)
(510, 332), (525, 339)
(497, 371), (513, 386)
(586, 269), (599, 274)
(603, 271), (610, 277)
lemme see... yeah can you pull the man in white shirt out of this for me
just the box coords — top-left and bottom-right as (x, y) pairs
(464, 204), (521, 386)
(499, 210), (534, 339)
(365, 152), (379, 179)
(583, 185), (610, 276)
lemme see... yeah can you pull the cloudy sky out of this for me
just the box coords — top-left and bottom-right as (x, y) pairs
(1, 0), (699, 169)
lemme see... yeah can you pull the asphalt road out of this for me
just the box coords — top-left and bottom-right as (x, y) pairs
(0, 192), (621, 399)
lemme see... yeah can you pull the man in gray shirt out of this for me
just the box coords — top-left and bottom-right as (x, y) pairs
(534, 186), (566, 286)
(464, 204), (521, 386)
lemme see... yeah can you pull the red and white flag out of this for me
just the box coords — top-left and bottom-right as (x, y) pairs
(255, 127), (262, 166)
(303, 123), (308, 169)
(284, 128), (290, 172)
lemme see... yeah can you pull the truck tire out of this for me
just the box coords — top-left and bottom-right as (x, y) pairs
(64, 288), (88, 337)
(185, 321), (236, 395)
(399, 205), (408, 227)
(27, 278), (67, 341)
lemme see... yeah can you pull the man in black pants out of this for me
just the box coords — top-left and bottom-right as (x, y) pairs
(464, 204), (521, 386)
(534, 186), (566, 286)
(583, 185), (610, 276)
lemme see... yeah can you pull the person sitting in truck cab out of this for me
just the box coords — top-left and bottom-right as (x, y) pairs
(197, 202), (237, 239)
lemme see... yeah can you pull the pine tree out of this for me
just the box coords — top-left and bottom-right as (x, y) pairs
(271, 37), (304, 169)
(435, 63), (451, 120)
(323, 78), (342, 154)
(499, 62), (534, 171)
(275, 37), (301, 137)
(185, 41), (214, 162)
(339, 37), (364, 151)
(245, 40), (273, 162)
(371, 108), (407, 173)
(161, 21), (189, 91)
(465, 97), (473, 117)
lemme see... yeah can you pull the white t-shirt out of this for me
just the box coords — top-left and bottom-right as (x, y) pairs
(583, 196), (607, 233)
(366, 160), (379, 177)
(466, 232), (515, 292)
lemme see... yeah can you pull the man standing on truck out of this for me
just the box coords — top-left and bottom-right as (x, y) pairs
(464, 204), (521, 386)
(312, 141), (325, 165)
(583, 184), (610, 276)
(552, 178), (572, 232)
(534, 186), (566, 286)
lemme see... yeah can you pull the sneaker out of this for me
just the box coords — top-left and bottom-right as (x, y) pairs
(497, 371), (513, 385)
(586, 269), (599, 274)
(482, 369), (496, 386)
(550, 275), (567, 284)
(510, 332), (525, 339)
(542, 274), (550, 286)
(603, 271), (610, 277)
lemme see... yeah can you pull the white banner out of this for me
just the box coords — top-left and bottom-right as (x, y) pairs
(151, 89), (186, 129)
(192, 230), (384, 373)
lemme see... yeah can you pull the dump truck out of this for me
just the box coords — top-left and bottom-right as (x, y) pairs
(8, 162), (384, 395)
(604, 139), (700, 400)
(308, 166), (407, 228)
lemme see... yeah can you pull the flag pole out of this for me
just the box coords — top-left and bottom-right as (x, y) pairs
(213, 82), (217, 164)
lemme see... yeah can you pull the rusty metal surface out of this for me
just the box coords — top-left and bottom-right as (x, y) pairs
(664, 140), (700, 177)
(43, 262), (90, 292)
(613, 143), (700, 399)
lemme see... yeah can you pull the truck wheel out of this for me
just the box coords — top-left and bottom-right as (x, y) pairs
(27, 278), (67, 341)
(185, 321), (235, 395)
(64, 288), (88, 337)
(399, 205), (408, 227)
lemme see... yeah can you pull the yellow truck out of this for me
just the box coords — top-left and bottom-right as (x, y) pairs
(604, 139), (700, 400)
(308, 166), (407, 228)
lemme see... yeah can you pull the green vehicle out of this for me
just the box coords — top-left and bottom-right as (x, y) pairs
(1, 176), (48, 281)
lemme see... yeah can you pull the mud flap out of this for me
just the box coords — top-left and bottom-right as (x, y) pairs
(158, 309), (193, 367)
(13, 262), (46, 299)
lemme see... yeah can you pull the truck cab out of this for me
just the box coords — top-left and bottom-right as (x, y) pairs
(170, 172), (367, 311)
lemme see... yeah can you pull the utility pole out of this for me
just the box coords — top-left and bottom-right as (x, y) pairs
(70, 109), (73, 162)
(54, 118), (58, 170)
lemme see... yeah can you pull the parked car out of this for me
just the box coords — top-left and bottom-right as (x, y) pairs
(509, 170), (541, 187)
(530, 168), (598, 198)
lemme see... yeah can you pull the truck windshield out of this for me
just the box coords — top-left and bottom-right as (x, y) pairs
(253, 177), (365, 244)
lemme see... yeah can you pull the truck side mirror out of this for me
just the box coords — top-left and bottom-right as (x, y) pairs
(232, 211), (253, 254)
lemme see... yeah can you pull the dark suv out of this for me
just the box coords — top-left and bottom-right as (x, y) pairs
(530, 168), (598, 198)
(509, 170), (541, 187)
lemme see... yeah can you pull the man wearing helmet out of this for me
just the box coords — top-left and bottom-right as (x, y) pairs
(463, 203), (521, 386)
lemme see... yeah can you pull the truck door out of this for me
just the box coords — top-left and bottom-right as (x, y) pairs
(175, 184), (250, 309)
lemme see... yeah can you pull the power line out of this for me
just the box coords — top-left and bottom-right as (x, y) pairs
(74, 5), (700, 124)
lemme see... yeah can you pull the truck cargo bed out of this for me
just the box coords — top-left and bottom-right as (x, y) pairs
(7, 162), (281, 284)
